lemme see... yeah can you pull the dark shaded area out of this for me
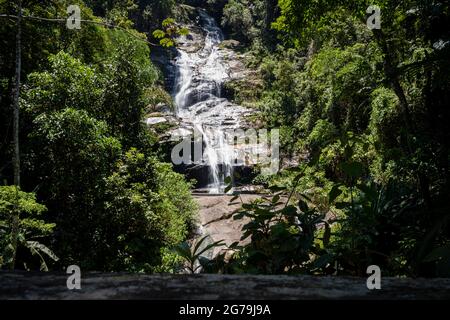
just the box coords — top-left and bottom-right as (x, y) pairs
(1, 271), (450, 299)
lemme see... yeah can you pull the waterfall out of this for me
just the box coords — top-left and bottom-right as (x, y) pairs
(172, 10), (244, 194)
(173, 51), (193, 114)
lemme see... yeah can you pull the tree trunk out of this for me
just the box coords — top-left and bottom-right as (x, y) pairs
(13, 0), (21, 187)
(10, 0), (22, 271)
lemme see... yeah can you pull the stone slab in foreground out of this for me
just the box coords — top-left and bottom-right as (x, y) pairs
(1, 272), (449, 300)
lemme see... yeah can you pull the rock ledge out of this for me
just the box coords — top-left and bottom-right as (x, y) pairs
(1, 272), (449, 300)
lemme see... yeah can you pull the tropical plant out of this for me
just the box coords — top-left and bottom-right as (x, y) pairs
(173, 235), (225, 274)
(0, 186), (58, 271)
(218, 175), (332, 274)
(152, 18), (189, 47)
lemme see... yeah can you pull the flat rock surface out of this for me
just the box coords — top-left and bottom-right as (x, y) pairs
(194, 194), (259, 256)
(1, 272), (449, 300)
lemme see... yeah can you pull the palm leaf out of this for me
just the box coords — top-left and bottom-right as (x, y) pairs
(195, 240), (225, 259)
(26, 241), (59, 261)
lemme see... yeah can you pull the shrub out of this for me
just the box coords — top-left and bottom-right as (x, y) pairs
(0, 186), (57, 271)
(99, 149), (197, 272)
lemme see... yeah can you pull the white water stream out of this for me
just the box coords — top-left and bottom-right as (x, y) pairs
(172, 10), (247, 193)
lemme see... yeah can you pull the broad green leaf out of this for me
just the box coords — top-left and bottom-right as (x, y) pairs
(272, 195), (281, 204)
(162, 18), (176, 27)
(196, 240), (225, 258)
(341, 162), (364, 178)
(329, 185), (342, 204)
(152, 29), (165, 39)
(160, 38), (174, 47)
(193, 235), (209, 256)
(233, 212), (245, 220)
(323, 223), (331, 246)
(229, 195), (239, 204)
(224, 184), (233, 193)
(179, 28), (189, 36)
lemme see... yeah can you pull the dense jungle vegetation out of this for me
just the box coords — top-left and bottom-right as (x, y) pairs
(0, 0), (197, 273)
(1, 0), (449, 278)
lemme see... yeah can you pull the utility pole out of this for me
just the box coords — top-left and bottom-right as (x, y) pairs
(13, 0), (22, 187)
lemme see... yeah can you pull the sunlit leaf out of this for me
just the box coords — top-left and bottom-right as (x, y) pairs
(152, 29), (165, 39)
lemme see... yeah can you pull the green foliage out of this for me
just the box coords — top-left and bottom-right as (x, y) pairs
(325, 177), (449, 277)
(174, 235), (225, 274)
(23, 52), (105, 118)
(25, 108), (120, 267)
(0, 0), (199, 275)
(0, 186), (57, 271)
(369, 87), (402, 148)
(142, 86), (175, 113)
(217, 178), (332, 274)
(137, 0), (176, 30)
(23, 31), (159, 149)
(1, 0), (449, 278)
(239, 0), (450, 277)
(100, 149), (197, 272)
(27, 108), (122, 199)
(152, 18), (190, 47)
(152, 29), (166, 39)
(102, 30), (159, 148)
(15, 12), (192, 272)
(304, 120), (337, 152)
(272, 0), (381, 47)
(222, 0), (255, 42)
(25, 109), (196, 272)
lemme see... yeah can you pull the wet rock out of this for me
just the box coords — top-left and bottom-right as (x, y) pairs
(153, 103), (171, 114)
(146, 117), (167, 126)
(164, 9), (262, 194)
(174, 4), (199, 25)
(150, 46), (178, 92)
(177, 27), (205, 53)
(146, 113), (179, 126)
(220, 39), (242, 50)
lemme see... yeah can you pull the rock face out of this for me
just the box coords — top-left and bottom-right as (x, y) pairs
(1, 271), (450, 300)
(193, 194), (259, 257)
(150, 46), (178, 93)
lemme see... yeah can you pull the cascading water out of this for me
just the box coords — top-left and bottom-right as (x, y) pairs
(172, 10), (247, 193)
